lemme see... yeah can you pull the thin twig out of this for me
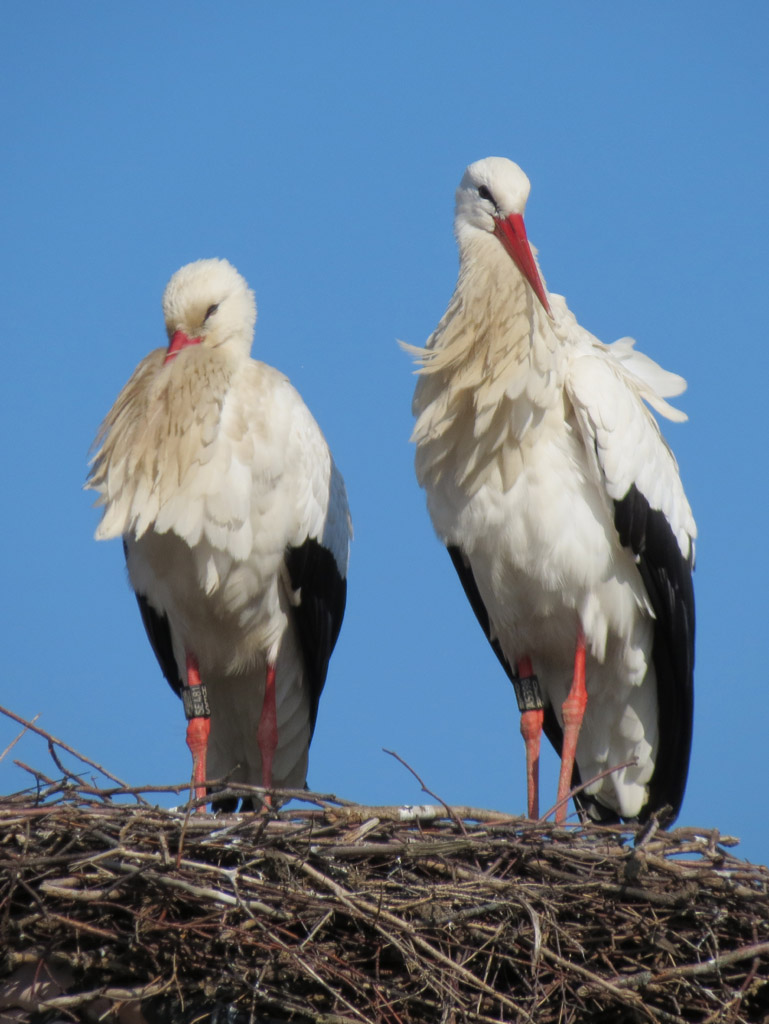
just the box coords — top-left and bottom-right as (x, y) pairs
(0, 714), (40, 764)
(579, 939), (769, 993)
(538, 757), (638, 823)
(0, 704), (147, 801)
(383, 748), (469, 836)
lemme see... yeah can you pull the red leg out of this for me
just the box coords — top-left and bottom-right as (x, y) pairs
(257, 663), (278, 794)
(517, 655), (544, 820)
(184, 652), (210, 812)
(555, 628), (587, 824)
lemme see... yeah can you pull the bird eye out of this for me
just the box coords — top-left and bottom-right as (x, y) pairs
(204, 303), (219, 321)
(478, 185), (494, 203)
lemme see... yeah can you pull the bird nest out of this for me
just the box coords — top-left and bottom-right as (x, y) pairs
(1, 714), (768, 1024)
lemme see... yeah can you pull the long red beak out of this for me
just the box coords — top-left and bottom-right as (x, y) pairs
(165, 329), (202, 364)
(493, 213), (552, 316)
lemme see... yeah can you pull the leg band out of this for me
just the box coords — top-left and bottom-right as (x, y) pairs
(512, 674), (544, 713)
(182, 683), (211, 720)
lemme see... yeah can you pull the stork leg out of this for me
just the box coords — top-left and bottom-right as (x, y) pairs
(516, 655), (544, 819)
(257, 663), (278, 796)
(555, 628), (587, 824)
(183, 652), (210, 812)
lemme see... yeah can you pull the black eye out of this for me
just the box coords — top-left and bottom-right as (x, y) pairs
(204, 303), (219, 321)
(478, 185), (494, 203)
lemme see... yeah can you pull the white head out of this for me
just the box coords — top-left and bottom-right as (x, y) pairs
(161, 258), (257, 363)
(456, 156), (532, 230)
(455, 157), (551, 315)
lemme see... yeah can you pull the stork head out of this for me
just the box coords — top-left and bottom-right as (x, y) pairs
(455, 157), (551, 316)
(161, 258), (257, 364)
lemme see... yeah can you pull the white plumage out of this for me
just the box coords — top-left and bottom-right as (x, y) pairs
(88, 259), (351, 809)
(408, 158), (695, 824)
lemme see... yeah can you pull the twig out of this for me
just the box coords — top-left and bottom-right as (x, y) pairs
(0, 704), (147, 802)
(298, 803), (519, 825)
(538, 757), (638, 823)
(13, 760), (56, 787)
(286, 852), (538, 1023)
(0, 714), (40, 764)
(383, 748), (469, 836)
(27, 978), (172, 1011)
(579, 939), (769, 994)
(539, 946), (663, 1023)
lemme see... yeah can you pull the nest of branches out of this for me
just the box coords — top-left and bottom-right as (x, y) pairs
(1, 714), (768, 1024)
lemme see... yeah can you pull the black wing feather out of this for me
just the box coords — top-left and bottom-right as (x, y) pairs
(447, 545), (516, 682)
(284, 538), (347, 736)
(123, 540), (183, 697)
(614, 484), (695, 824)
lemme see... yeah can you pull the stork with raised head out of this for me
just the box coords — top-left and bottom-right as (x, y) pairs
(88, 258), (351, 810)
(407, 157), (694, 825)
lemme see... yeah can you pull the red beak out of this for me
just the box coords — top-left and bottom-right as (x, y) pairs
(493, 213), (551, 316)
(165, 329), (202, 365)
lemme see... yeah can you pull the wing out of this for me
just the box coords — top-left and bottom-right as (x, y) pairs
(124, 542), (184, 698)
(285, 534), (347, 734)
(283, 405), (351, 736)
(613, 484), (694, 821)
(447, 545), (515, 681)
(567, 345), (696, 824)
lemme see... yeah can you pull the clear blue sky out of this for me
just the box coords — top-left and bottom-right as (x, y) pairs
(2, 4), (767, 862)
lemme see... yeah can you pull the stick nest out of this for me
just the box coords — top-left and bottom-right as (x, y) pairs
(2, 778), (768, 1024)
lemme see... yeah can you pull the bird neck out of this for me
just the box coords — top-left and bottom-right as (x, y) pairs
(409, 236), (562, 496)
(425, 235), (553, 373)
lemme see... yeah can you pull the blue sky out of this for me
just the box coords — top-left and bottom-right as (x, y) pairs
(2, 4), (768, 862)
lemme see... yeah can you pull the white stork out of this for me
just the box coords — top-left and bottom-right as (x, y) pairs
(88, 258), (351, 810)
(407, 158), (695, 825)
